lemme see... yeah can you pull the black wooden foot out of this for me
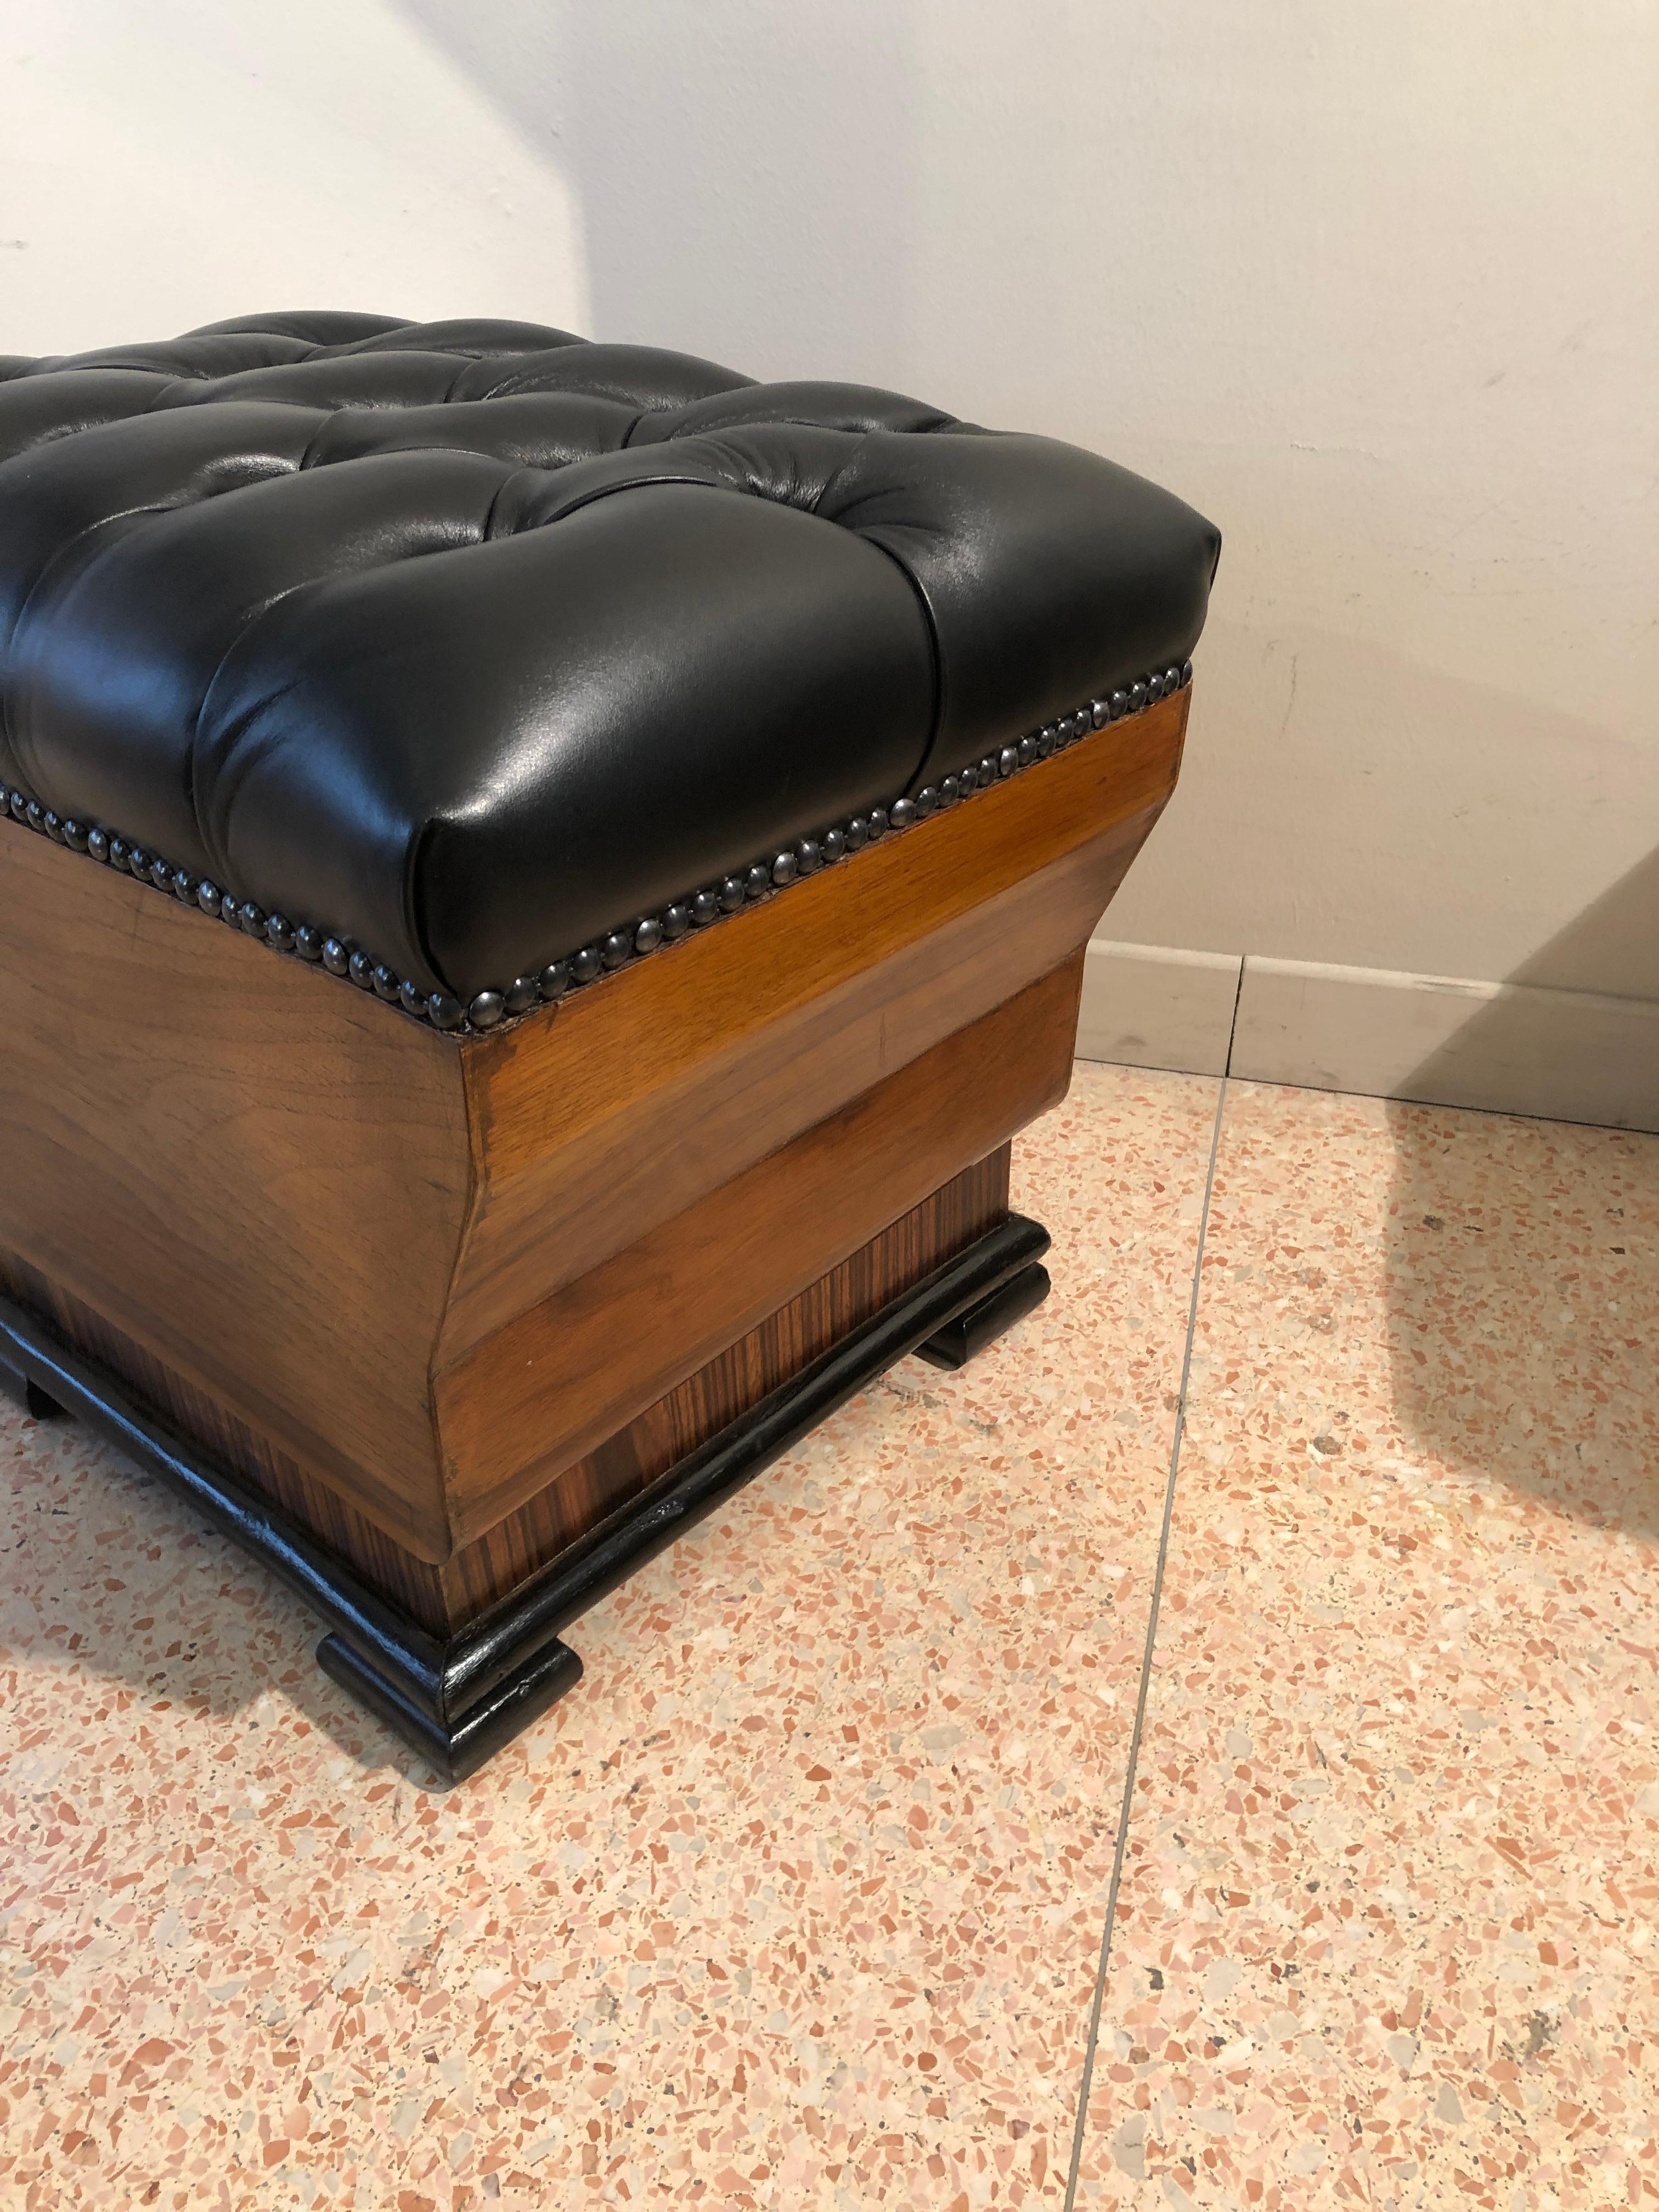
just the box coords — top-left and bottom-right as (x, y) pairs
(317, 1630), (583, 1786)
(1, 1353), (65, 1422)
(0, 1208), (1051, 1780)
(913, 1260), (1051, 1370)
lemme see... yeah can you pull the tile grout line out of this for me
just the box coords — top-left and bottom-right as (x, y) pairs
(1062, 969), (1244, 2209)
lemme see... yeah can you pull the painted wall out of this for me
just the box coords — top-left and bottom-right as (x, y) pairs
(3, 0), (1655, 1000)
(0, 0), (591, 355)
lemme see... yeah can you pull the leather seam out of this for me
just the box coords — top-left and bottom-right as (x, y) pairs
(493, 472), (732, 533)
(812, 435), (945, 791)
(852, 535), (945, 797)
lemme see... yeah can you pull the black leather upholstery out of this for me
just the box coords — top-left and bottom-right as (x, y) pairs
(0, 314), (1220, 1003)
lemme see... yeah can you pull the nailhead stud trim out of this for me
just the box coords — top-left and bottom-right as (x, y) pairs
(0, 658), (1193, 1035)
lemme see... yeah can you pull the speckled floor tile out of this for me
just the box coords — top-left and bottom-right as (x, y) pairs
(1076, 1081), (1659, 2212)
(0, 1060), (1218, 2211)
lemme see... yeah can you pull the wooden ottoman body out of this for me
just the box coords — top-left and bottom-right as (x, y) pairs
(0, 307), (1216, 1778)
(0, 689), (1186, 1778)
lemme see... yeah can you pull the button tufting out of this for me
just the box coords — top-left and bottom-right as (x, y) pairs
(0, 313), (1216, 1033)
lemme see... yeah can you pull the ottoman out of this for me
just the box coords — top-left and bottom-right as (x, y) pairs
(0, 312), (1219, 1780)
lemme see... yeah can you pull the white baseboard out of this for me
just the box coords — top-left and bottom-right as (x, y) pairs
(1232, 956), (1659, 1131)
(1079, 940), (1659, 1133)
(1076, 939), (1242, 1077)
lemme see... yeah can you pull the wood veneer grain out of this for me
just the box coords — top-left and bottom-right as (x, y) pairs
(431, 1143), (1011, 1629)
(442, 690), (1188, 1364)
(434, 959), (1080, 1545)
(0, 832), (471, 1560)
(0, 1244), (459, 1628)
(0, 685), (1187, 1587)
(1, 1147), (1009, 1635)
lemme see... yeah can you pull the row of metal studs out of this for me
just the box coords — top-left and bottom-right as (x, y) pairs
(1, 658), (1191, 1032)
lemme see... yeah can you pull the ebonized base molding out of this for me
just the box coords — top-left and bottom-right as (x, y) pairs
(915, 1261), (1052, 1372)
(0, 1212), (1051, 1784)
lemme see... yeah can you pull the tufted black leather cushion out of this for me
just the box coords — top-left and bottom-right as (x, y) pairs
(0, 314), (1220, 1007)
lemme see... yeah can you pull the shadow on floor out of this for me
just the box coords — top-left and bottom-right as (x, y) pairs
(1384, 854), (1659, 1538)
(0, 1396), (414, 1774)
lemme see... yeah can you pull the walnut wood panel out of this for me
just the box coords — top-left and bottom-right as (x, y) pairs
(432, 1143), (1010, 1630)
(441, 688), (1188, 1365)
(0, 685), (1188, 1577)
(0, 1147), (1008, 1638)
(0, 834), (471, 1560)
(433, 956), (1081, 1545)
(0, 1243), (459, 1630)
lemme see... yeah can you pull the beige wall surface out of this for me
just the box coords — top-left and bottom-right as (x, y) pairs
(3, 0), (1655, 998)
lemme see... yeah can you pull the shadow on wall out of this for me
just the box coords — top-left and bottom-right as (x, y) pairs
(397, 0), (922, 376)
(1384, 850), (1659, 1537)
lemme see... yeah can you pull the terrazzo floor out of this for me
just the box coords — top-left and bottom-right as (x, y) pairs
(1, 1063), (1656, 2211)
